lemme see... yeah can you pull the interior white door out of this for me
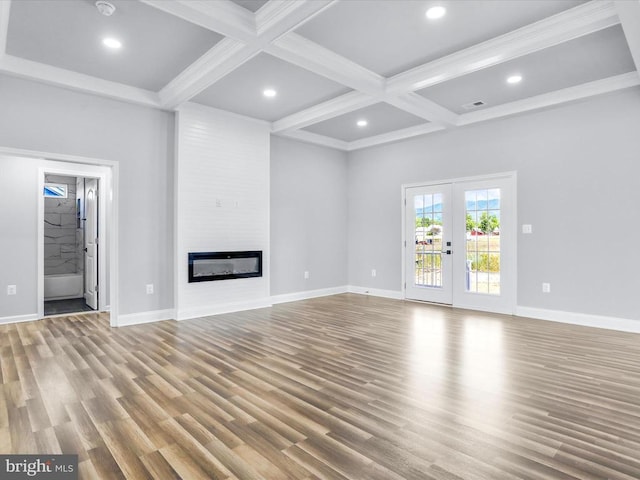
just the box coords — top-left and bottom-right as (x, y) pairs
(84, 178), (98, 309)
(405, 184), (453, 304)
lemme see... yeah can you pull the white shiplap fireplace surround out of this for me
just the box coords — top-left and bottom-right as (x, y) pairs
(175, 103), (271, 320)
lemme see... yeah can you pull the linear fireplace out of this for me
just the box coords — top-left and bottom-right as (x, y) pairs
(188, 251), (262, 283)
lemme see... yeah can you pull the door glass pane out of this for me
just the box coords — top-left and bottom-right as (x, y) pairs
(466, 188), (500, 294)
(415, 194), (443, 288)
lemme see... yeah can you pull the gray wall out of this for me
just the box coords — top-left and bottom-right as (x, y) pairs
(348, 88), (640, 320)
(0, 74), (174, 317)
(270, 136), (348, 295)
(0, 158), (39, 317)
(2, 71), (638, 322)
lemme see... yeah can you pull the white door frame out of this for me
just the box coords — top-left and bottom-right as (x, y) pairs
(401, 171), (517, 314)
(0, 146), (120, 327)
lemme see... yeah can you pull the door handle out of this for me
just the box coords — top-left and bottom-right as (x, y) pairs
(442, 250), (452, 255)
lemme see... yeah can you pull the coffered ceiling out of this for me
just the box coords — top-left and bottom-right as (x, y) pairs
(1, 0), (639, 151)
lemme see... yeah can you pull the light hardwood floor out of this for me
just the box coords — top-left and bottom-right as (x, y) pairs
(1, 293), (640, 479)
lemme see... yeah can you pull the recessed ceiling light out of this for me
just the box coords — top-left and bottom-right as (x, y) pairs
(102, 37), (122, 49)
(357, 119), (368, 127)
(426, 6), (446, 20)
(507, 74), (522, 84)
(263, 88), (277, 98)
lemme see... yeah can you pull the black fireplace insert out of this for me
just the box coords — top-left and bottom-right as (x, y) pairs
(188, 251), (262, 282)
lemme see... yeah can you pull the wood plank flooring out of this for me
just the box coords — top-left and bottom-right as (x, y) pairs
(1, 293), (640, 479)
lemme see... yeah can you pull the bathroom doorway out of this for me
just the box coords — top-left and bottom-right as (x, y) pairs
(38, 160), (112, 322)
(42, 174), (99, 316)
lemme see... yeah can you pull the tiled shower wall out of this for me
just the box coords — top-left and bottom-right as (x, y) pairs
(76, 177), (84, 277)
(44, 174), (81, 275)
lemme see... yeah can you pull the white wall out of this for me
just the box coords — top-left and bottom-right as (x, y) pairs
(0, 74), (174, 318)
(270, 136), (348, 296)
(175, 104), (270, 319)
(348, 88), (640, 322)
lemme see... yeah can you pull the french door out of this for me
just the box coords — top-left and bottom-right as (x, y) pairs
(405, 183), (453, 304)
(404, 175), (515, 314)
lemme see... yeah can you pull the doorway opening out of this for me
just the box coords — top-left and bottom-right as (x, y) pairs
(403, 173), (516, 315)
(37, 159), (115, 325)
(43, 174), (100, 316)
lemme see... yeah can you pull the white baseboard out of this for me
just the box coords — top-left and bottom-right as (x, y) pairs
(347, 285), (404, 300)
(0, 313), (39, 325)
(5, 298), (635, 336)
(516, 306), (640, 334)
(271, 286), (348, 305)
(176, 298), (272, 321)
(116, 309), (176, 327)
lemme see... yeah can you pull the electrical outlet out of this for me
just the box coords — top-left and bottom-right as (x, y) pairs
(7, 285), (16, 295)
(542, 283), (551, 293)
(146, 284), (154, 294)
(522, 224), (533, 234)
(371, 269), (377, 277)
(304, 271), (309, 280)
(216, 198), (222, 208)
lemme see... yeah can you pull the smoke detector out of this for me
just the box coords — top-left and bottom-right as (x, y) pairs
(96, 1), (116, 16)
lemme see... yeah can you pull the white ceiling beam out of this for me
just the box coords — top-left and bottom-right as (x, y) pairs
(266, 32), (385, 95)
(615, 0), (640, 77)
(385, 93), (458, 126)
(159, 38), (259, 110)
(139, 0), (256, 43)
(271, 91), (377, 133)
(387, 0), (620, 95)
(347, 123), (447, 152)
(152, 0), (337, 110)
(256, 0), (336, 39)
(0, 0), (11, 56)
(276, 129), (349, 151)
(0, 54), (161, 108)
(457, 72), (640, 126)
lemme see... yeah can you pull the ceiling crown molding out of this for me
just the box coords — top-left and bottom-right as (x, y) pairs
(0, 54), (161, 108)
(278, 128), (349, 151)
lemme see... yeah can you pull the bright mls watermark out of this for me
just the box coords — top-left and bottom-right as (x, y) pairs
(0, 455), (77, 479)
